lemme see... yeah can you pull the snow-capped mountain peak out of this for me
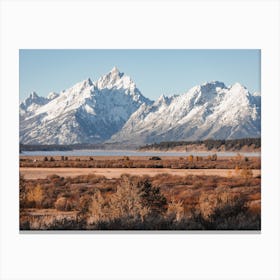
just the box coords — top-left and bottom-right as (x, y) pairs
(252, 91), (261, 97)
(47, 91), (59, 100)
(95, 66), (137, 92)
(156, 94), (167, 103)
(30, 91), (38, 98)
(111, 66), (120, 74)
(24, 91), (45, 103)
(230, 82), (247, 90)
(201, 80), (226, 89)
(85, 77), (94, 86)
(192, 81), (226, 96)
(20, 67), (152, 144)
(70, 78), (94, 93)
(154, 94), (174, 106)
(20, 91), (49, 117)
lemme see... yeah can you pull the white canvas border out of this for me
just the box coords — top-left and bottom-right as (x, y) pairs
(0, 0), (280, 280)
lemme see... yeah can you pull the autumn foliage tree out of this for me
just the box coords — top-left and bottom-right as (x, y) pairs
(26, 184), (43, 208)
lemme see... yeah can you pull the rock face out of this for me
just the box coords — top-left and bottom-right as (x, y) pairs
(19, 67), (151, 144)
(109, 81), (261, 145)
(20, 68), (261, 145)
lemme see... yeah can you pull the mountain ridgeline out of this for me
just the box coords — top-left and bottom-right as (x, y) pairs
(20, 67), (261, 145)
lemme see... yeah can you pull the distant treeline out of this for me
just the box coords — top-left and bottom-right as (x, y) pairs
(139, 138), (261, 151)
(20, 144), (74, 152)
(19, 138), (261, 152)
(19, 143), (136, 152)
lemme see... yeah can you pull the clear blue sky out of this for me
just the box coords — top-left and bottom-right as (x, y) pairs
(19, 49), (260, 101)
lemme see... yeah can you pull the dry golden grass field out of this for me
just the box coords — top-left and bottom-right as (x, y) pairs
(20, 167), (261, 179)
(19, 155), (261, 230)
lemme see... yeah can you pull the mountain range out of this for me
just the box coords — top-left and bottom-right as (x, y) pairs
(20, 67), (261, 145)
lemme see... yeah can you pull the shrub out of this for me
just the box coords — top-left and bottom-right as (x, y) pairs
(77, 194), (93, 216)
(138, 179), (167, 214)
(167, 198), (184, 221)
(108, 176), (150, 221)
(41, 198), (54, 209)
(241, 167), (253, 180)
(234, 165), (240, 176)
(87, 190), (108, 223)
(227, 170), (233, 178)
(19, 174), (27, 209)
(54, 197), (74, 211)
(235, 153), (243, 162)
(86, 176), (168, 225)
(197, 190), (260, 230)
(195, 156), (203, 161)
(206, 195), (260, 230)
(188, 155), (194, 162)
(210, 195), (246, 221)
(149, 156), (162, 161)
(211, 154), (217, 161)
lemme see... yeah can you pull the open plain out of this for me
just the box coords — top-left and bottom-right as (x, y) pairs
(20, 154), (261, 230)
(20, 167), (261, 180)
